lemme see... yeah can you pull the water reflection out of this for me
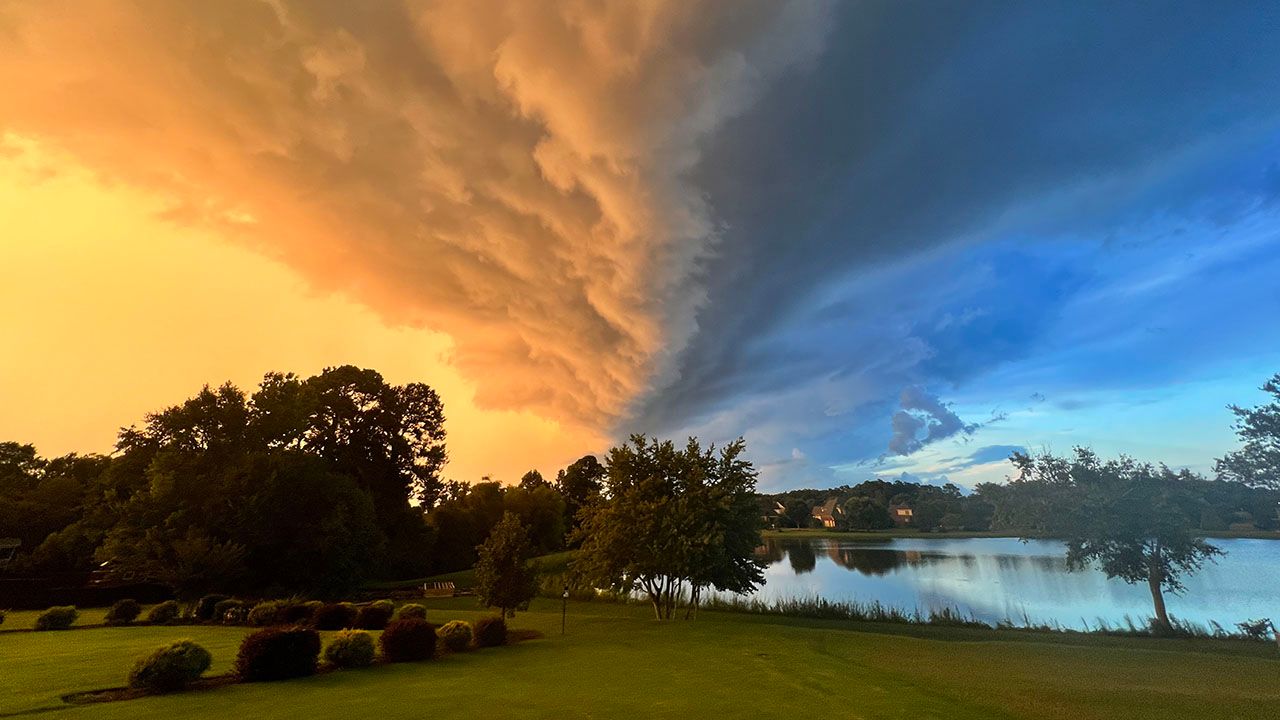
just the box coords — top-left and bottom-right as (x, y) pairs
(744, 537), (1280, 629)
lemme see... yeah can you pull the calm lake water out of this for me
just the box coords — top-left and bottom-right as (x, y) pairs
(741, 537), (1280, 630)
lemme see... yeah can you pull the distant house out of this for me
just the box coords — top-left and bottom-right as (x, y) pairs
(889, 503), (914, 527)
(811, 497), (842, 528)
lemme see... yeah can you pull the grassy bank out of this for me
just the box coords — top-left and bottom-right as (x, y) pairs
(1, 598), (1276, 719)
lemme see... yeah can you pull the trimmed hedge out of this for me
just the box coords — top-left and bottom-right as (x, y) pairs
(146, 600), (181, 625)
(313, 602), (358, 630)
(235, 626), (321, 682)
(248, 600), (286, 627)
(323, 630), (376, 669)
(213, 599), (246, 624)
(474, 616), (507, 647)
(105, 599), (142, 626)
(378, 619), (436, 662)
(35, 606), (78, 631)
(354, 600), (394, 630)
(437, 620), (473, 652)
(395, 603), (427, 621)
(127, 640), (212, 693)
(283, 600), (321, 625)
(195, 594), (230, 621)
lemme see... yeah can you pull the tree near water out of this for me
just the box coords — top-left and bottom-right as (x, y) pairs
(1006, 448), (1222, 632)
(573, 435), (765, 620)
(1216, 373), (1280, 490)
(474, 512), (538, 617)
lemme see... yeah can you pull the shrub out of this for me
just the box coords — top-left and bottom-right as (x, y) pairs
(213, 599), (246, 624)
(313, 602), (358, 630)
(235, 626), (321, 681)
(0, 609), (6, 626)
(105, 599), (142, 626)
(195, 594), (231, 621)
(474, 616), (507, 647)
(378, 619), (436, 662)
(323, 630), (376, 669)
(127, 640), (212, 693)
(248, 600), (286, 627)
(354, 600), (394, 630)
(395, 603), (427, 621)
(437, 620), (473, 652)
(35, 606), (78, 631)
(282, 600), (321, 625)
(146, 600), (181, 625)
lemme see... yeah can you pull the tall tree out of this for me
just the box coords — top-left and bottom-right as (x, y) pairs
(1006, 448), (1222, 632)
(1216, 373), (1280, 489)
(554, 455), (605, 541)
(474, 512), (538, 617)
(573, 435), (764, 620)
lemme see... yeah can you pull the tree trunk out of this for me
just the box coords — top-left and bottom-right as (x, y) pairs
(1147, 543), (1170, 633)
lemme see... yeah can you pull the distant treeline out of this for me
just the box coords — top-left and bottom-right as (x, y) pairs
(761, 475), (1279, 534)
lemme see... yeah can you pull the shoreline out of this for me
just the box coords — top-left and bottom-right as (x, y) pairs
(762, 528), (1280, 541)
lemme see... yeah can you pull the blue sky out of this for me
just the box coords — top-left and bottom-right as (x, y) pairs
(632, 2), (1280, 490)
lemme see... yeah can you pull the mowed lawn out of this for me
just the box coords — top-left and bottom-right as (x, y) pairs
(2, 598), (1278, 720)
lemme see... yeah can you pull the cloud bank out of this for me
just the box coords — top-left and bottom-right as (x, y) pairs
(0, 0), (830, 426)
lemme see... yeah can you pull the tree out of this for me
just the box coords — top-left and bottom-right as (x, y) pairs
(782, 500), (811, 529)
(518, 469), (549, 489)
(842, 496), (892, 530)
(554, 455), (605, 540)
(1007, 448), (1222, 633)
(573, 435), (765, 620)
(1216, 373), (1280, 489)
(503, 484), (566, 554)
(474, 512), (538, 617)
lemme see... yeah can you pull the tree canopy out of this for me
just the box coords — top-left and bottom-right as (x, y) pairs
(573, 435), (764, 620)
(1216, 373), (1280, 490)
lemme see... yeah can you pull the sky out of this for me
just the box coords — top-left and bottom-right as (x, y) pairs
(2, 1), (1279, 489)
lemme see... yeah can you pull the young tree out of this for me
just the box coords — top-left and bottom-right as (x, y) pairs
(1216, 373), (1280, 489)
(473, 512), (538, 617)
(1008, 448), (1222, 632)
(573, 435), (765, 620)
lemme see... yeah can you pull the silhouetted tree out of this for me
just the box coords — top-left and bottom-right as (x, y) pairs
(1216, 373), (1280, 490)
(474, 512), (538, 617)
(518, 469), (549, 489)
(1007, 448), (1222, 633)
(554, 455), (605, 541)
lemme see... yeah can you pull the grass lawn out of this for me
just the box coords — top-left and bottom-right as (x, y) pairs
(2, 598), (1277, 719)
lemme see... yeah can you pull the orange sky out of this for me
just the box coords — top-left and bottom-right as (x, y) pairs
(0, 136), (605, 481)
(0, 1), (826, 482)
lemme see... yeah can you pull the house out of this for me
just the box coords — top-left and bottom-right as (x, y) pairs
(889, 503), (913, 527)
(811, 497), (842, 528)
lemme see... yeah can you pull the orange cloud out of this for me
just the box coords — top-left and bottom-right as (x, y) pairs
(0, 1), (830, 433)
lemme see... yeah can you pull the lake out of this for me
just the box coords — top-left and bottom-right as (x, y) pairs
(742, 536), (1280, 630)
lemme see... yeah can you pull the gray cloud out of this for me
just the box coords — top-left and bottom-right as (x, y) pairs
(887, 386), (979, 456)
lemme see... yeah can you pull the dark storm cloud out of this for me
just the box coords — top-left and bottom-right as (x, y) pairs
(630, 1), (1280, 439)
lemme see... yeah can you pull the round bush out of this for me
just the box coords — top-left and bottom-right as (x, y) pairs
(213, 599), (246, 624)
(378, 619), (436, 662)
(146, 600), (181, 625)
(437, 620), (473, 652)
(248, 600), (286, 627)
(195, 594), (230, 621)
(235, 626), (321, 682)
(354, 600), (394, 630)
(395, 603), (427, 621)
(35, 606), (78, 631)
(313, 602), (358, 630)
(127, 640), (212, 693)
(473, 616), (507, 648)
(282, 600), (321, 625)
(323, 630), (376, 669)
(105, 599), (142, 626)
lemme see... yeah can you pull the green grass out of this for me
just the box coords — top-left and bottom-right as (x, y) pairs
(2, 598), (1277, 719)
(366, 550), (578, 591)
